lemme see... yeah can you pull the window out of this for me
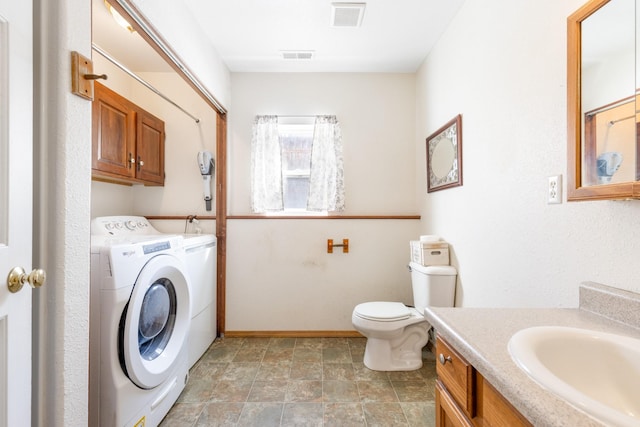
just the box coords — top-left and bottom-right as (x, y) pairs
(279, 121), (314, 211)
(251, 115), (344, 214)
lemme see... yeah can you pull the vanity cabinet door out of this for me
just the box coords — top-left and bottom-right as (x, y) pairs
(483, 380), (531, 427)
(436, 380), (474, 427)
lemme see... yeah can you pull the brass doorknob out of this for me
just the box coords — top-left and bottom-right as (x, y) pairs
(7, 267), (46, 293)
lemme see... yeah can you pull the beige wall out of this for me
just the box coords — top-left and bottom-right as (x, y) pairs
(415, 0), (640, 308)
(227, 73), (421, 331)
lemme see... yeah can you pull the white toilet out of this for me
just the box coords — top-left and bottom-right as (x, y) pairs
(352, 262), (457, 371)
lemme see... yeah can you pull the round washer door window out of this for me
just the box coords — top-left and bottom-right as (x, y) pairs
(122, 254), (191, 389)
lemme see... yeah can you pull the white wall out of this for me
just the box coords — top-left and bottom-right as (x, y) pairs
(415, 0), (640, 309)
(227, 73), (421, 331)
(34, 0), (92, 424)
(131, 0), (231, 109)
(90, 55), (218, 228)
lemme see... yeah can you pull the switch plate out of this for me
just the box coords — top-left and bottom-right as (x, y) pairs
(548, 175), (562, 204)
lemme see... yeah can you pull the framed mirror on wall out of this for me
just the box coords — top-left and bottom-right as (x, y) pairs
(567, 0), (640, 201)
(426, 114), (462, 193)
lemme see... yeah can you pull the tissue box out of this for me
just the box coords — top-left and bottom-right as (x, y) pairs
(410, 240), (449, 266)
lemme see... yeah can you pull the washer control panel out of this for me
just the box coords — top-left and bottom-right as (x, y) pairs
(91, 216), (156, 236)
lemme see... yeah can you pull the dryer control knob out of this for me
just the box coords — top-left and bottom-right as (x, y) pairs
(125, 220), (137, 230)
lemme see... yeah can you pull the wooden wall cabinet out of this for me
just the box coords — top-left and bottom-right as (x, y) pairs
(92, 82), (165, 186)
(435, 335), (532, 427)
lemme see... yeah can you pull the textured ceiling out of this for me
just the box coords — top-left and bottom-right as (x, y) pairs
(93, 0), (465, 74)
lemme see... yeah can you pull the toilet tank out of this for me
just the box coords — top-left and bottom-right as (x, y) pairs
(409, 261), (457, 315)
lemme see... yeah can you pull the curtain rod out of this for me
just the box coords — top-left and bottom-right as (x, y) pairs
(92, 43), (201, 124)
(609, 114), (635, 126)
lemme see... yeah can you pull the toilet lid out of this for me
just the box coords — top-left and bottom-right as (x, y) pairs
(355, 302), (411, 322)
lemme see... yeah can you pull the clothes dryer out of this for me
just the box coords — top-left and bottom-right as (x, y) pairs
(90, 219), (191, 427)
(182, 233), (217, 367)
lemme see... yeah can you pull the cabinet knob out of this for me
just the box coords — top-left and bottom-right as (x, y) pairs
(137, 156), (144, 171)
(439, 354), (452, 365)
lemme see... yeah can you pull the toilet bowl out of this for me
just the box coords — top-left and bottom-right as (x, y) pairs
(352, 302), (429, 371)
(352, 263), (457, 371)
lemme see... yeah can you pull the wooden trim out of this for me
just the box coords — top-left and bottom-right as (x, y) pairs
(566, 0), (640, 201)
(142, 214), (421, 220)
(228, 215), (421, 220)
(224, 330), (363, 338)
(216, 113), (228, 337)
(145, 215), (216, 220)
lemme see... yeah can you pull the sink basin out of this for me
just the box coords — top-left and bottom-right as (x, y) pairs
(508, 326), (640, 427)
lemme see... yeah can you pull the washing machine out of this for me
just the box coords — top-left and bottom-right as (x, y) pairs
(92, 215), (218, 368)
(90, 217), (191, 427)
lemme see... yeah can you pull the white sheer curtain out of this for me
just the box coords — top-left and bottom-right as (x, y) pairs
(251, 115), (283, 212)
(307, 115), (345, 212)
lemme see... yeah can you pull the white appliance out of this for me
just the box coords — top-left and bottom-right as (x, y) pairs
(181, 233), (217, 367)
(92, 215), (218, 368)
(90, 218), (191, 427)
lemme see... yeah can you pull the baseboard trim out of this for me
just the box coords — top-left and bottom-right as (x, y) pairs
(223, 330), (363, 338)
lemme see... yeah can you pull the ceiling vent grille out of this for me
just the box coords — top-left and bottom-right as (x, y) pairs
(280, 50), (315, 60)
(331, 2), (366, 27)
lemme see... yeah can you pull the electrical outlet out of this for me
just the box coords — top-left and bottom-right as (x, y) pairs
(548, 175), (562, 204)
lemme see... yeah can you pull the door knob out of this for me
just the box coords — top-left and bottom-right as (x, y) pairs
(7, 267), (46, 293)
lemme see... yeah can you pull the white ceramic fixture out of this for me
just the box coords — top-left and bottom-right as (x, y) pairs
(508, 326), (640, 427)
(352, 262), (456, 371)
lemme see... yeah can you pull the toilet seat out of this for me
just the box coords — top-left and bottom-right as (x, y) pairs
(354, 302), (411, 322)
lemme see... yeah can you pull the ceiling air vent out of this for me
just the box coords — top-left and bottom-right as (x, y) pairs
(280, 50), (315, 60)
(331, 2), (366, 27)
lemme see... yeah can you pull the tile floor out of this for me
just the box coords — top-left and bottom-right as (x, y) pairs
(160, 336), (437, 426)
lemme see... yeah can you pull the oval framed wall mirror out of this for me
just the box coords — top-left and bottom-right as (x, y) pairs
(426, 114), (462, 193)
(567, 0), (640, 201)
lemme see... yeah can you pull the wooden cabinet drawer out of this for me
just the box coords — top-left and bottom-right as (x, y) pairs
(436, 336), (475, 417)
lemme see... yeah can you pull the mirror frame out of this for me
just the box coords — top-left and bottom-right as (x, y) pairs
(567, 0), (640, 201)
(426, 114), (463, 193)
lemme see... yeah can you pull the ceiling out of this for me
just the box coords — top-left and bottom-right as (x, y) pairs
(93, 0), (465, 74)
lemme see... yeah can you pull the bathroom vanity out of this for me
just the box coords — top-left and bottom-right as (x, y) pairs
(435, 335), (530, 426)
(424, 282), (640, 427)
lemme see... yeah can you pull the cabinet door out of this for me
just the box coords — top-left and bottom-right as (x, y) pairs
(436, 380), (474, 427)
(92, 82), (136, 179)
(483, 381), (532, 427)
(136, 108), (165, 185)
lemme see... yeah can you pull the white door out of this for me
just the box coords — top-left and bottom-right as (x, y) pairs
(0, 0), (35, 426)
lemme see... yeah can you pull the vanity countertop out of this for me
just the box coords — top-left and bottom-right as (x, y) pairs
(423, 282), (640, 427)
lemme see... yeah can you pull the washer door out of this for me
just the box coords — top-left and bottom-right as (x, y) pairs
(122, 254), (191, 389)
